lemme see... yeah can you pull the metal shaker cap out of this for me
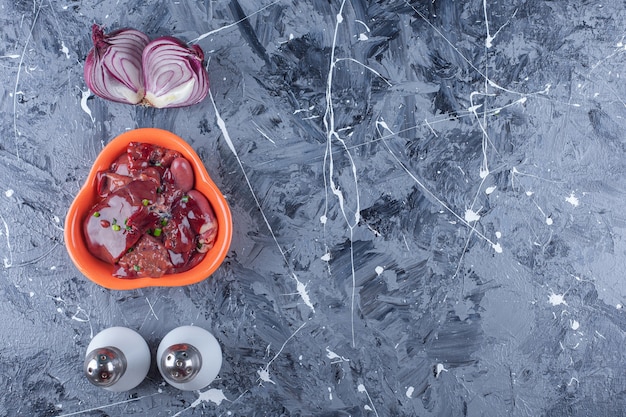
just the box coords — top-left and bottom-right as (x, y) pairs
(160, 343), (202, 383)
(84, 346), (127, 387)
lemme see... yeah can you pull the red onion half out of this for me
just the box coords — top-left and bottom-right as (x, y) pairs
(85, 25), (149, 105)
(84, 26), (209, 109)
(142, 37), (209, 109)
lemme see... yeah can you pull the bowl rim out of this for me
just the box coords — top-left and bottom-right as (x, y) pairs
(64, 128), (232, 290)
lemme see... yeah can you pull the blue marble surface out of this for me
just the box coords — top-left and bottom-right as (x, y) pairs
(1, 0), (625, 415)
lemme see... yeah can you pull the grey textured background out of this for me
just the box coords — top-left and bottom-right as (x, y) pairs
(1, 0), (625, 416)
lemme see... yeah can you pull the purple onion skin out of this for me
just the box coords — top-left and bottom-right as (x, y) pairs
(142, 36), (210, 109)
(84, 25), (149, 105)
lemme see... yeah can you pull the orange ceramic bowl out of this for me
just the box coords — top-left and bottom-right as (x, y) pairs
(65, 128), (232, 290)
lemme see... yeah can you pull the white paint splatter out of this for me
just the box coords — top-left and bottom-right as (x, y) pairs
(1, 214), (13, 268)
(375, 266), (384, 276)
(321, 253), (331, 262)
(549, 292), (567, 306)
(171, 388), (229, 415)
(191, 389), (228, 407)
(467, 103), (482, 113)
(483, 0), (517, 49)
(358, 33), (368, 41)
(257, 368), (275, 385)
(405, 386), (414, 398)
(565, 192), (579, 207)
(145, 297), (159, 321)
(435, 363), (448, 377)
(294, 105), (315, 114)
(483, 0), (494, 48)
(80, 89), (95, 123)
(328, 387), (333, 400)
(546, 216), (553, 225)
(5, 189), (14, 198)
(71, 306), (90, 323)
(326, 347), (349, 363)
(571, 320), (580, 330)
(60, 41), (70, 59)
(464, 209), (481, 222)
(295, 277), (315, 312)
(320, 214), (327, 224)
(253, 123), (276, 144)
(492, 242), (503, 253)
(567, 377), (579, 387)
(485, 185), (496, 194)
